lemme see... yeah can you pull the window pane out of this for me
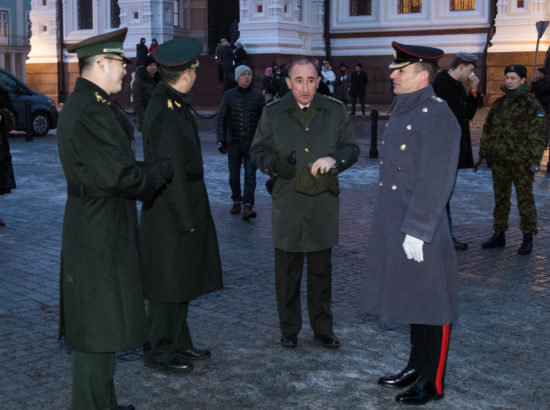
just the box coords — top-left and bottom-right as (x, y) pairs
(517, 0), (524, 8)
(350, 0), (372, 16)
(398, 0), (422, 14)
(450, 0), (475, 11)
(174, 0), (180, 27)
(78, 0), (93, 30)
(111, 0), (120, 28)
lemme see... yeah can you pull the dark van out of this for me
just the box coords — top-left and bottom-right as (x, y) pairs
(0, 68), (58, 136)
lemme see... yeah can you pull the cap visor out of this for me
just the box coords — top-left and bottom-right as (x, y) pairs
(389, 61), (411, 69)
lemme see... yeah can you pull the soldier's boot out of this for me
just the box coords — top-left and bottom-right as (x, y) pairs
(518, 233), (533, 255)
(481, 231), (505, 249)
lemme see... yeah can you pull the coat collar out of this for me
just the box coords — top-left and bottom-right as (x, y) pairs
(278, 91), (336, 112)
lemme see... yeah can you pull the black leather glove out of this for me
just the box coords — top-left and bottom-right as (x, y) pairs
(217, 141), (227, 154)
(155, 157), (173, 184)
(272, 152), (296, 179)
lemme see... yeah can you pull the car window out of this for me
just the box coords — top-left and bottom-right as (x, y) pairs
(0, 72), (20, 93)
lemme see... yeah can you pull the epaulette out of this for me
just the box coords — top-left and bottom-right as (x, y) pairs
(266, 98), (281, 108)
(537, 110), (545, 117)
(95, 92), (112, 106)
(322, 94), (344, 105)
(432, 95), (444, 103)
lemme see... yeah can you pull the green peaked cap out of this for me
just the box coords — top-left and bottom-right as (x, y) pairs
(67, 27), (131, 63)
(153, 37), (202, 70)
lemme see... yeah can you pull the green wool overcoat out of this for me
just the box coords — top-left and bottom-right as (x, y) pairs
(57, 78), (160, 352)
(140, 81), (223, 303)
(251, 92), (359, 252)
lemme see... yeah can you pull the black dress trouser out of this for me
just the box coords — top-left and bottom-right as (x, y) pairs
(406, 324), (452, 394)
(274, 248), (333, 336)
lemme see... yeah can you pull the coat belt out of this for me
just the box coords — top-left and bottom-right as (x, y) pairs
(67, 183), (109, 198)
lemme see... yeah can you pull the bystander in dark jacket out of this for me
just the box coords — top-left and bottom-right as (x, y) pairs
(132, 54), (160, 131)
(0, 85), (16, 227)
(349, 63), (368, 115)
(217, 65), (265, 219)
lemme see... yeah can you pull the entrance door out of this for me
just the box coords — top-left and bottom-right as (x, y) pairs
(207, 0), (239, 53)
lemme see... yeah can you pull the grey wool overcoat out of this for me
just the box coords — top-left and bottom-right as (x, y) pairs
(140, 81), (223, 303)
(360, 86), (461, 325)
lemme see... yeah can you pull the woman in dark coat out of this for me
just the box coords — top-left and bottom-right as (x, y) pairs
(132, 53), (160, 131)
(0, 85), (16, 226)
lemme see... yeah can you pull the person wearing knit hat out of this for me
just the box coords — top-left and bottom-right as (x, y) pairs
(58, 27), (173, 410)
(234, 64), (250, 82)
(139, 37), (223, 374)
(132, 53), (160, 131)
(479, 63), (546, 255)
(217, 64), (265, 219)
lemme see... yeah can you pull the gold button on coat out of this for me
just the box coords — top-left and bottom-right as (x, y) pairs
(400, 144), (406, 151)
(392, 185), (397, 190)
(406, 125), (412, 130)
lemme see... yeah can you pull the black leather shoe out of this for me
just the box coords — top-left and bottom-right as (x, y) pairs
(280, 333), (298, 348)
(179, 347), (211, 360)
(115, 405), (135, 410)
(145, 356), (193, 373)
(395, 377), (443, 405)
(452, 236), (468, 250)
(518, 233), (533, 255)
(378, 368), (419, 388)
(314, 333), (341, 348)
(482, 231), (505, 249)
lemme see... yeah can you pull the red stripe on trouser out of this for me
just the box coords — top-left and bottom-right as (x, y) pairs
(435, 325), (450, 394)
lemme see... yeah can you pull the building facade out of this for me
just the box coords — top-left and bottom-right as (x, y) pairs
(25, 0), (550, 106)
(1, 0), (31, 81)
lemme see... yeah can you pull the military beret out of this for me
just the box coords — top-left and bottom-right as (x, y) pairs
(455, 52), (478, 67)
(153, 37), (202, 71)
(505, 64), (527, 78)
(67, 27), (131, 64)
(389, 41), (444, 69)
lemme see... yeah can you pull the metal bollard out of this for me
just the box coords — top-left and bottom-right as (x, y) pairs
(25, 101), (33, 141)
(369, 108), (378, 158)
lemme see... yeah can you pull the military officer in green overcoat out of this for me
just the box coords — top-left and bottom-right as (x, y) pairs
(139, 38), (223, 373)
(251, 58), (359, 349)
(57, 28), (173, 410)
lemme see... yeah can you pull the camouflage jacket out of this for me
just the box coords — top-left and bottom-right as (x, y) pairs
(480, 83), (546, 164)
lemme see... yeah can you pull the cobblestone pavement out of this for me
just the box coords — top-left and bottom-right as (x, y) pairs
(1, 106), (550, 409)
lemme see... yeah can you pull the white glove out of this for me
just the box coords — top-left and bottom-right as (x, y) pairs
(403, 234), (424, 263)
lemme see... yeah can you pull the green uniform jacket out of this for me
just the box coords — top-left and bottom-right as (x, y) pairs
(480, 83), (546, 164)
(57, 78), (160, 352)
(140, 81), (223, 303)
(251, 92), (359, 252)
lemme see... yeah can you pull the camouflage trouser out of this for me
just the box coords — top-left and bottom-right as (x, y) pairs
(490, 161), (537, 234)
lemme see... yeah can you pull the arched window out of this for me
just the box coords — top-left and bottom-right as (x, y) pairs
(78, 0), (93, 30)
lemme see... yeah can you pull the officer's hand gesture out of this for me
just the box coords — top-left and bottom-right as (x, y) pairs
(311, 156), (336, 176)
(403, 234), (424, 263)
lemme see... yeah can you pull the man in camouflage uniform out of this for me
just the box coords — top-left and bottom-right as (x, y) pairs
(480, 64), (546, 255)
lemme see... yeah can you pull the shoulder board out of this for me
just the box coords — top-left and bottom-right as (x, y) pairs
(266, 99), (281, 108)
(537, 111), (545, 117)
(432, 96), (444, 103)
(322, 95), (344, 105)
